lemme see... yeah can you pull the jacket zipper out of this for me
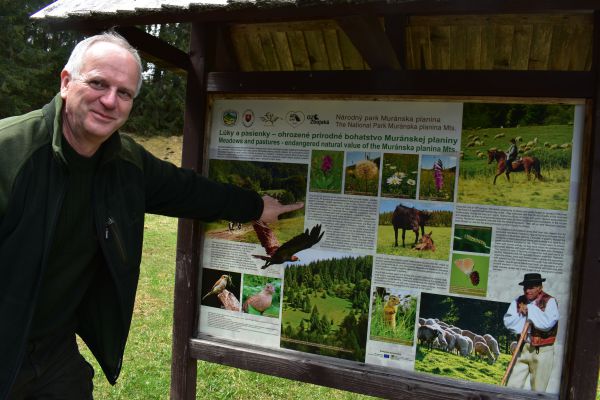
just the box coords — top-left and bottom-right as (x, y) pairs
(105, 217), (127, 264)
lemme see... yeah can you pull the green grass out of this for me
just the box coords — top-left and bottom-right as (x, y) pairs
(376, 225), (452, 261)
(78, 214), (376, 399)
(283, 291), (354, 328)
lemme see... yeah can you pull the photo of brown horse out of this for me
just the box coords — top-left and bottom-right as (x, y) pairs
(487, 149), (543, 185)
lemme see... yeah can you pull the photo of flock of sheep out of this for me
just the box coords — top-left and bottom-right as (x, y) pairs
(415, 293), (514, 386)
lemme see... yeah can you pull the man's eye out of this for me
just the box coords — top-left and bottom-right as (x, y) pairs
(117, 90), (133, 101)
(88, 80), (105, 90)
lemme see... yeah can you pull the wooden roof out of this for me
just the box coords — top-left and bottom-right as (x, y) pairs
(32, 1), (595, 73)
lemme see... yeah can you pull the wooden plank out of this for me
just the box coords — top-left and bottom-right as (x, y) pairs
(429, 25), (450, 69)
(449, 25), (467, 70)
(335, 15), (401, 70)
(465, 25), (482, 70)
(322, 28), (344, 70)
(206, 70), (594, 98)
(549, 23), (574, 70)
(189, 336), (556, 400)
(568, 23), (593, 71)
(304, 30), (330, 70)
(405, 25), (432, 70)
(528, 24), (552, 70)
(244, 28), (268, 71)
(287, 30), (311, 71)
(563, 12), (600, 400)
(214, 26), (239, 72)
(384, 15), (408, 69)
(337, 28), (365, 70)
(258, 30), (281, 70)
(271, 31), (295, 71)
(480, 20), (495, 70)
(510, 24), (533, 70)
(170, 21), (212, 400)
(229, 26), (255, 72)
(492, 24), (514, 70)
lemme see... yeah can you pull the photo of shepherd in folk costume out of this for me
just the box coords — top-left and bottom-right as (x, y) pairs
(502, 273), (559, 392)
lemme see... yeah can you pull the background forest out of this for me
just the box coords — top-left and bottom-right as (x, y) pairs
(1, 1), (189, 136)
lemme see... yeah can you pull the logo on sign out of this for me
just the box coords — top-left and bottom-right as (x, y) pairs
(242, 109), (255, 127)
(286, 111), (305, 127)
(222, 110), (238, 126)
(307, 114), (330, 125)
(260, 112), (280, 126)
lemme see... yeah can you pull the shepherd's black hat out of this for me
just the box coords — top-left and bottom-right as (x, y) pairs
(519, 273), (546, 286)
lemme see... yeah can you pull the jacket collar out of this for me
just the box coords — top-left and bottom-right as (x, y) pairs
(44, 93), (122, 165)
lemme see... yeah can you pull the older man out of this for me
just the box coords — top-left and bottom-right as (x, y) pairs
(503, 273), (559, 392)
(0, 31), (300, 399)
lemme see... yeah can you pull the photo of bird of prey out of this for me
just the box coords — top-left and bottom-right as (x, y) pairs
(201, 274), (234, 301)
(252, 221), (324, 269)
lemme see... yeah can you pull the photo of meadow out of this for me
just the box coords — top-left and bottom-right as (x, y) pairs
(419, 155), (457, 202)
(369, 287), (417, 346)
(309, 150), (344, 194)
(380, 153), (419, 199)
(344, 152), (381, 197)
(205, 159), (307, 244)
(415, 293), (513, 387)
(458, 103), (576, 210)
(280, 249), (372, 362)
(376, 199), (454, 261)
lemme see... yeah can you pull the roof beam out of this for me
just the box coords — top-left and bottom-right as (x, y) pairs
(114, 26), (191, 75)
(335, 15), (401, 70)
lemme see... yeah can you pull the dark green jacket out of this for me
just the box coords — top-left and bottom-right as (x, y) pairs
(0, 95), (263, 398)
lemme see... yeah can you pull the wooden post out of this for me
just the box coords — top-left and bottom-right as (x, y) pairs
(170, 22), (217, 400)
(501, 321), (530, 386)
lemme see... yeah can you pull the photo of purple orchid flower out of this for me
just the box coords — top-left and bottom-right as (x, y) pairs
(309, 150), (344, 193)
(419, 155), (457, 202)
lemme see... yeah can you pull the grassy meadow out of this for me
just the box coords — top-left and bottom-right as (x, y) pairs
(415, 346), (511, 386)
(458, 124), (573, 210)
(77, 135), (376, 400)
(376, 225), (452, 261)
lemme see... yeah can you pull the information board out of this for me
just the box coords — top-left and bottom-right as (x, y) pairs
(197, 97), (583, 395)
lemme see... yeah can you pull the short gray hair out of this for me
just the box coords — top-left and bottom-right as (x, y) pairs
(64, 31), (143, 97)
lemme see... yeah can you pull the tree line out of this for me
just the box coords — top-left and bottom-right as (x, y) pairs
(1, 0), (189, 136)
(463, 103), (574, 130)
(379, 210), (453, 227)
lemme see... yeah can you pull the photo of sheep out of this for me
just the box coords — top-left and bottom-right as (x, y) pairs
(204, 159), (307, 244)
(200, 269), (242, 311)
(376, 199), (453, 261)
(458, 103), (578, 210)
(415, 292), (513, 386)
(419, 155), (457, 202)
(280, 249), (372, 362)
(449, 253), (490, 297)
(369, 287), (417, 346)
(453, 225), (492, 254)
(241, 274), (281, 318)
(309, 150), (344, 194)
(344, 151), (381, 197)
(380, 153), (419, 199)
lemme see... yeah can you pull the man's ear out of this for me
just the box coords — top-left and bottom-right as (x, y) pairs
(60, 70), (71, 99)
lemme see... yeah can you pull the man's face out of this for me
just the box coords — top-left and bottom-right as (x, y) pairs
(523, 284), (543, 301)
(60, 41), (139, 152)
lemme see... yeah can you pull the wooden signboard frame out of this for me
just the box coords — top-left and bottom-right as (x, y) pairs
(168, 10), (600, 400)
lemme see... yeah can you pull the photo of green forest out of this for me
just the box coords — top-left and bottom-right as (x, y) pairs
(205, 159), (307, 243)
(280, 250), (372, 362)
(459, 103), (576, 210)
(415, 293), (513, 386)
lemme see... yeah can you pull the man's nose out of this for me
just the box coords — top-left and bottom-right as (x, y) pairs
(100, 88), (118, 108)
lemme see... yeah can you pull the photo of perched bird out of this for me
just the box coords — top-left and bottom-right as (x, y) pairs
(242, 283), (276, 315)
(201, 274), (234, 301)
(252, 221), (324, 269)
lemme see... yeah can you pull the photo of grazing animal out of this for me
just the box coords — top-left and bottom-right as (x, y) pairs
(370, 287), (417, 345)
(415, 293), (514, 387)
(391, 204), (431, 248)
(487, 149), (542, 185)
(377, 199), (453, 261)
(252, 221), (324, 269)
